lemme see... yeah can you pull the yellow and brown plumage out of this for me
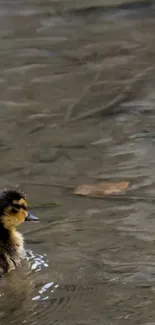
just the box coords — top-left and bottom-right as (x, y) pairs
(0, 189), (39, 277)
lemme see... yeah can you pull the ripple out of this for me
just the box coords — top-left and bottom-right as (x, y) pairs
(27, 282), (100, 325)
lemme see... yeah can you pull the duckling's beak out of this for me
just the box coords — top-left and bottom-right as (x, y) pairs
(25, 212), (39, 222)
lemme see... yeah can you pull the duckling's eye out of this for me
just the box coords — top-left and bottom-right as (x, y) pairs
(11, 208), (18, 214)
(20, 204), (27, 211)
(11, 203), (27, 214)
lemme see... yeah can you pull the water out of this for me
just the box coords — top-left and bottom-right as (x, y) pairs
(0, 1), (155, 324)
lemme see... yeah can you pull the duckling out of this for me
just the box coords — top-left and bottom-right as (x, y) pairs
(0, 188), (39, 277)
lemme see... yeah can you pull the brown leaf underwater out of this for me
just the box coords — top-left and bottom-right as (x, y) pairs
(74, 181), (129, 197)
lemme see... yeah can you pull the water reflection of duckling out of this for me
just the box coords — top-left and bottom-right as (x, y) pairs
(0, 188), (39, 277)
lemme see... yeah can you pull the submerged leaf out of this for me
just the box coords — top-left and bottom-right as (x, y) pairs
(74, 182), (129, 197)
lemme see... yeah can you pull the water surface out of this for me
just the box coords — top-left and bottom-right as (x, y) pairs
(0, 1), (155, 324)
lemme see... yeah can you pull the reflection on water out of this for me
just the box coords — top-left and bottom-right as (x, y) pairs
(27, 250), (59, 302)
(32, 282), (59, 301)
(0, 0), (155, 324)
(27, 249), (49, 271)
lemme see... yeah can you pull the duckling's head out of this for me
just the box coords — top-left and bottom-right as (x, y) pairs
(0, 189), (39, 230)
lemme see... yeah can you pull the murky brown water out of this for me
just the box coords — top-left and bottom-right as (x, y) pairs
(1, 1), (155, 324)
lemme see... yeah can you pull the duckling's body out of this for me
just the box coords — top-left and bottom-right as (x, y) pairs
(0, 189), (38, 277)
(0, 227), (25, 276)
